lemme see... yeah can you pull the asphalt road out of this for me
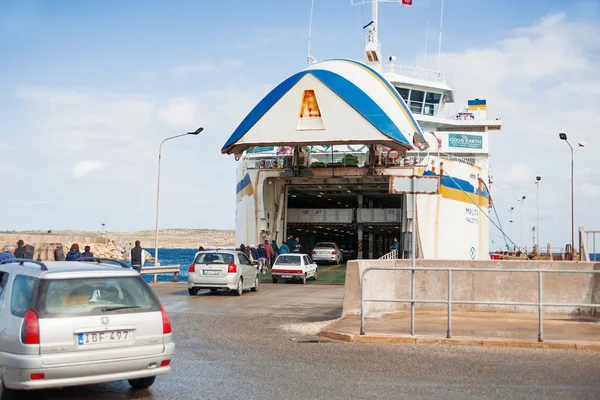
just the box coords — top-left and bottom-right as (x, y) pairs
(14, 284), (600, 400)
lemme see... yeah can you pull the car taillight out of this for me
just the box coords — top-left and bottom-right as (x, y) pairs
(227, 264), (237, 273)
(160, 305), (172, 334)
(312, 251), (316, 255)
(189, 263), (195, 273)
(332, 251), (337, 255)
(160, 360), (171, 367)
(22, 309), (40, 345)
(30, 373), (45, 380)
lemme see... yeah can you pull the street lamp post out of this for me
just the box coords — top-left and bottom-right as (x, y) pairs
(535, 176), (541, 252)
(154, 127), (203, 266)
(517, 196), (526, 250)
(509, 206), (514, 251)
(559, 133), (575, 257)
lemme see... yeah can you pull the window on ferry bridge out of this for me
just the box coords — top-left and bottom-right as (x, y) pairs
(424, 92), (442, 116)
(395, 87), (410, 102)
(409, 90), (425, 114)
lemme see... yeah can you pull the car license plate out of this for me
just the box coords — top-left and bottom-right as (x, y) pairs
(77, 330), (131, 345)
(202, 270), (219, 275)
(282, 275), (293, 278)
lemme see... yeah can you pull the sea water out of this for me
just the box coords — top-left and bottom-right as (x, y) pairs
(141, 248), (233, 283)
(141, 250), (600, 284)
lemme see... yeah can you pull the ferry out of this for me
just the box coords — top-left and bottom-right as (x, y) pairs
(221, 0), (501, 260)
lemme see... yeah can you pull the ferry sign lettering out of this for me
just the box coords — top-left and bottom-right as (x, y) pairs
(466, 207), (479, 224)
(449, 134), (483, 150)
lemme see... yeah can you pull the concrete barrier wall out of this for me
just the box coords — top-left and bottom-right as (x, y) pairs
(343, 259), (600, 317)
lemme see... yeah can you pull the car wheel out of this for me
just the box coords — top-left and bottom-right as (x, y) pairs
(272, 277), (278, 283)
(251, 275), (259, 292)
(188, 288), (198, 296)
(313, 269), (318, 280)
(235, 278), (243, 296)
(302, 273), (307, 285)
(128, 376), (156, 390)
(0, 375), (15, 400)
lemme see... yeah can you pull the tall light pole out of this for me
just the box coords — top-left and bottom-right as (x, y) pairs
(535, 176), (541, 252)
(559, 133), (574, 257)
(154, 127), (203, 266)
(517, 196), (526, 250)
(509, 206), (514, 251)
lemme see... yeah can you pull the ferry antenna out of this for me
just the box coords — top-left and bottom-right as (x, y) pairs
(437, 0), (445, 71)
(307, 0), (316, 66)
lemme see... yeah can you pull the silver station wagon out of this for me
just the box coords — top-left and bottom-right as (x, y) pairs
(188, 250), (259, 296)
(0, 258), (174, 396)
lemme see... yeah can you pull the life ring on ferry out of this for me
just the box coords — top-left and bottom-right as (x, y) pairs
(387, 150), (400, 163)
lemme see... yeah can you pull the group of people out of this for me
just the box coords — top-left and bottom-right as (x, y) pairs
(0, 239), (149, 273)
(237, 235), (303, 274)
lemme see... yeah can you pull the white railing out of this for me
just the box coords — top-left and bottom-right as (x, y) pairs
(378, 249), (398, 260)
(360, 266), (600, 341)
(384, 64), (446, 84)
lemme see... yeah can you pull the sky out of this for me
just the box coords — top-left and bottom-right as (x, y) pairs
(1, 0), (599, 252)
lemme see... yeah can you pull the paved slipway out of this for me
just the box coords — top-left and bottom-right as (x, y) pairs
(16, 284), (600, 400)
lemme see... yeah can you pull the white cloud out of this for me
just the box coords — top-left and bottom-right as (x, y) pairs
(436, 12), (600, 247)
(581, 183), (600, 199)
(158, 96), (203, 130)
(135, 70), (157, 81)
(72, 160), (106, 179)
(169, 59), (243, 76)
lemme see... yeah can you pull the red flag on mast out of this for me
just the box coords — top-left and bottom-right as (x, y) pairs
(401, 0), (413, 6)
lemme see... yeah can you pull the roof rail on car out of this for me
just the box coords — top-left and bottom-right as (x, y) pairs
(0, 258), (48, 271)
(77, 257), (130, 269)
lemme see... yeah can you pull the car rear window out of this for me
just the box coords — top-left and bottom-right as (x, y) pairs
(36, 276), (160, 318)
(195, 253), (234, 264)
(315, 243), (335, 248)
(275, 255), (301, 266)
(11, 275), (38, 318)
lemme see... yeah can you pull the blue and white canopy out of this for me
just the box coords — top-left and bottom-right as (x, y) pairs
(222, 59), (426, 156)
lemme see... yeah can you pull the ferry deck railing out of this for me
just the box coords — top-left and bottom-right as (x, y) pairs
(360, 266), (600, 341)
(378, 250), (398, 260)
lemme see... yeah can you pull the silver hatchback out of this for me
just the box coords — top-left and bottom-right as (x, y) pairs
(187, 250), (259, 296)
(0, 258), (175, 396)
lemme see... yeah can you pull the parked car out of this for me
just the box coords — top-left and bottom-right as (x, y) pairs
(271, 253), (318, 284)
(340, 246), (357, 261)
(0, 258), (174, 396)
(188, 250), (259, 296)
(311, 242), (343, 264)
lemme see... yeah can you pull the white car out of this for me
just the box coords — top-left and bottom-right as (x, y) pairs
(0, 258), (174, 396)
(271, 253), (318, 284)
(311, 242), (343, 264)
(188, 250), (259, 296)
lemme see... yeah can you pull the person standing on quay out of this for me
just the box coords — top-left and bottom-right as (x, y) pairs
(129, 241), (144, 272)
(81, 245), (94, 259)
(14, 240), (26, 258)
(65, 244), (81, 261)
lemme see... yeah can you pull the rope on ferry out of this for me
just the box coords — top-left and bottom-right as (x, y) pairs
(479, 178), (509, 251)
(442, 174), (530, 260)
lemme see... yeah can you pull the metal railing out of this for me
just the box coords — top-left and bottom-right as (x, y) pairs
(378, 250), (398, 260)
(360, 266), (600, 342)
(384, 63), (446, 84)
(582, 230), (600, 262)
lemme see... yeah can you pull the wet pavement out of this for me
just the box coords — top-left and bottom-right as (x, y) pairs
(14, 284), (600, 400)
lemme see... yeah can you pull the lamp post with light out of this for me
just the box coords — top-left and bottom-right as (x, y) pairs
(154, 127), (203, 266)
(517, 196), (526, 250)
(558, 133), (585, 257)
(535, 176), (541, 252)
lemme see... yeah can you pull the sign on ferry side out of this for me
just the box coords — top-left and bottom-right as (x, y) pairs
(448, 133), (483, 150)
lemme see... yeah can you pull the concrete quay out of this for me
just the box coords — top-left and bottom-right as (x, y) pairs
(319, 311), (600, 350)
